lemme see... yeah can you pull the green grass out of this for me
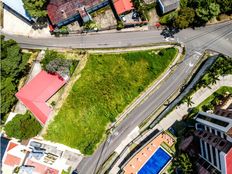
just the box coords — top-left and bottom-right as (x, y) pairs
(196, 86), (232, 111)
(44, 48), (178, 155)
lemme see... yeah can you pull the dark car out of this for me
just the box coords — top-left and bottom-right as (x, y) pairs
(72, 170), (79, 174)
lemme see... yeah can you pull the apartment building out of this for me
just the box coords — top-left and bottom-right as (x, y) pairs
(194, 110), (232, 174)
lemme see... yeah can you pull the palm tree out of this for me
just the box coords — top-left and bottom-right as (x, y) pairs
(184, 96), (194, 107)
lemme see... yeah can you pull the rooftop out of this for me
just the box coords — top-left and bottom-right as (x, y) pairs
(159, 0), (179, 7)
(16, 70), (66, 125)
(47, 0), (102, 25)
(2, 0), (33, 21)
(114, 0), (134, 15)
(123, 132), (174, 174)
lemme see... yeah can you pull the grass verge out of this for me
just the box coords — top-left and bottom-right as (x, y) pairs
(44, 48), (177, 155)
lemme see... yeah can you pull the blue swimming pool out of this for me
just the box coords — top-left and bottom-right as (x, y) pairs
(138, 147), (171, 174)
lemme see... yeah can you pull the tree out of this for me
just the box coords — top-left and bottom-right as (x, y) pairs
(4, 112), (42, 140)
(172, 153), (193, 174)
(0, 78), (17, 117)
(216, 0), (232, 13)
(196, 2), (220, 22)
(22, 0), (47, 18)
(174, 8), (195, 29)
(0, 36), (30, 120)
(209, 3), (220, 17)
(184, 96), (194, 107)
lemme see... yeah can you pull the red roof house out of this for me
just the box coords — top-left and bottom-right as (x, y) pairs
(114, 0), (134, 15)
(16, 70), (66, 125)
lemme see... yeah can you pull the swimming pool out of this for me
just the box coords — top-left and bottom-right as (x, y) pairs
(138, 147), (171, 174)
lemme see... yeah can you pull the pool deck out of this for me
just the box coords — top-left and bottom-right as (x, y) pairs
(123, 132), (174, 174)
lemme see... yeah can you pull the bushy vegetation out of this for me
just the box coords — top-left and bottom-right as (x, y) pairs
(22, 0), (47, 18)
(161, 0), (232, 28)
(4, 112), (42, 140)
(132, 0), (156, 21)
(194, 56), (232, 90)
(0, 35), (30, 121)
(44, 48), (178, 155)
(180, 56), (232, 107)
(188, 86), (232, 117)
(169, 153), (193, 174)
(41, 50), (78, 77)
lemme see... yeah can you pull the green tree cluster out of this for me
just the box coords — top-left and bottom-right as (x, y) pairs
(4, 112), (42, 140)
(174, 8), (195, 29)
(172, 153), (193, 173)
(164, 0), (231, 28)
(0, 35), (30, 120)
(22, 0), (47, 18)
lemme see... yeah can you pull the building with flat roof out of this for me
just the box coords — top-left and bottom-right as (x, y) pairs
(15, 70), (67, 125)
(157, 0), (179, 14)
(123, 132), (174, 174)
(195, 110), (232, 174)
(2, 0), (34, 24)
(1, 138), (82, 174)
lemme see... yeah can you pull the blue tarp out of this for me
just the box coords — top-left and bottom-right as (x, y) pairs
(3, 0), (33, 21)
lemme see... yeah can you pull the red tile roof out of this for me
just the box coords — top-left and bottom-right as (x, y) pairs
(114, 0), (134, 15)
(16, 70), (66, 125)
(4, 154), (21, 167)
(226, 147), (232, 174)
(26, 159), (59, 174)
(47, 0), (102, 25)
(6, 142), (18, 152)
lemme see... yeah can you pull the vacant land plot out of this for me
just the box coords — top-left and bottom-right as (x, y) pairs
(44, 48), (178, 155)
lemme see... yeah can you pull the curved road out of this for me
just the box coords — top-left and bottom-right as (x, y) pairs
(3, 21), (232, 174)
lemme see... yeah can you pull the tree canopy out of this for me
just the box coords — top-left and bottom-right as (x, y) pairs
(22, 0), (47, 18)
(0, 35), (30, 121)
(174, 8), (195, 29)
(4, 112), (42, 140)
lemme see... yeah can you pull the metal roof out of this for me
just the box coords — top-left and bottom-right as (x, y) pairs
(16, 70), (66, 125)
(2, 0), (33, 21)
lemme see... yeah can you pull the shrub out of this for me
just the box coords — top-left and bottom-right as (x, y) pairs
(4, 112), (42, 140)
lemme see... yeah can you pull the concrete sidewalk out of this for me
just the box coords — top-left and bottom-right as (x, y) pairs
(156, 75), (232, 130)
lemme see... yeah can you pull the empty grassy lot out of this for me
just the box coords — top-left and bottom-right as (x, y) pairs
(44, 48), (178, 155)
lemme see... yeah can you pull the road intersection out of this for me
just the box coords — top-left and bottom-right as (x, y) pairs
(3, 21), (232, 174)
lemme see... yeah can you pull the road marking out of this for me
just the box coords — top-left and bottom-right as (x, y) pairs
(189, 62), (194, 67)
(194, 51), (202, 55)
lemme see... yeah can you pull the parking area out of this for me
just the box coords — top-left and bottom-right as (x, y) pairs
(120, 11), (141, 24)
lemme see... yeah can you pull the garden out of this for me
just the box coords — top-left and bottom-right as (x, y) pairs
(44, 47), (178, 155)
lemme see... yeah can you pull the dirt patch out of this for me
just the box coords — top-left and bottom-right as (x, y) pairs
(92, 9), (117, 29)
(207, 14), (232, 25)
(148, 8), (159, 26)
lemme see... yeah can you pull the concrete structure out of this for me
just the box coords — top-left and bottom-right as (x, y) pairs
(1, 139), (82, 174)
(157, 0), (179, 14)
(2, 0), (34, 24)
(123, 132), (174, 174)
(195, 110), (232, 174)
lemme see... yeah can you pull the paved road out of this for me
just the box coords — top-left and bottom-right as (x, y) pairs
(3, 21), (232, 174)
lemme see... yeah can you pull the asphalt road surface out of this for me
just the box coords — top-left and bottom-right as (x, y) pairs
(3, 21), (232, 174)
